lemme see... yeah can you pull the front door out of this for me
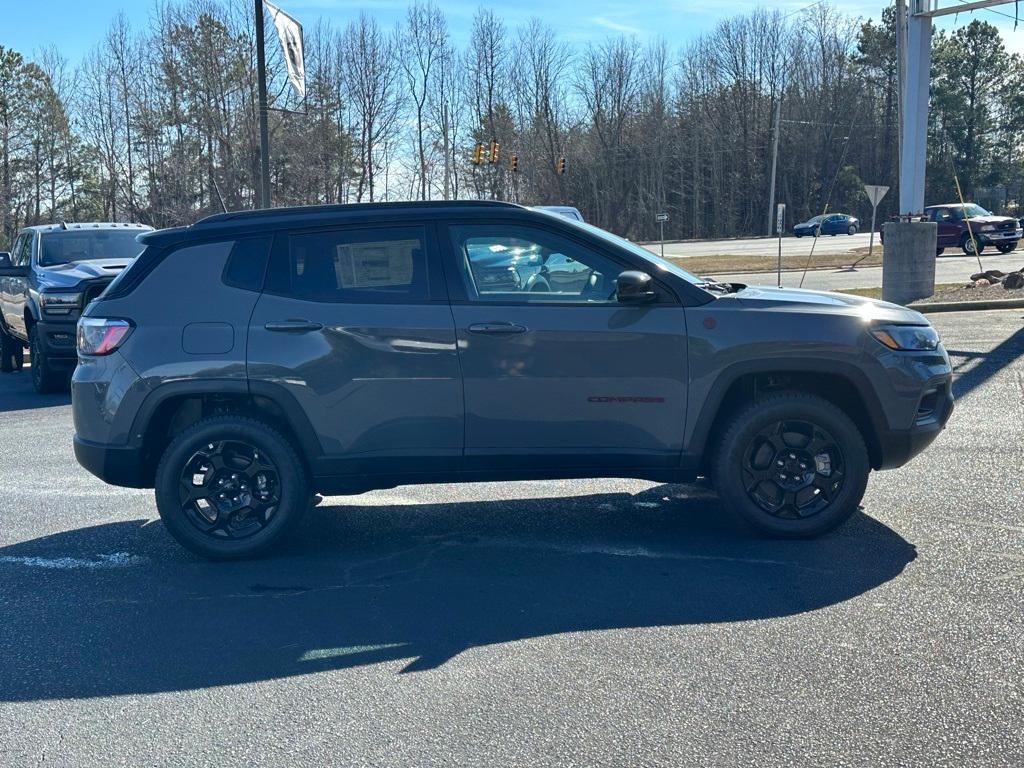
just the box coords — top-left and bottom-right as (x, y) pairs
(246, 222), (462, 477)
(931, 208), (960, 248)
(443, 221), (688, 471)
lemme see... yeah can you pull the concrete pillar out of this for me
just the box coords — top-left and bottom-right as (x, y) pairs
(882, 221), (937, 305)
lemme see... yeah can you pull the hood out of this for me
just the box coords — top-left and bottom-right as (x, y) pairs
(36, 258), (133, 288)
(970, 215), (1018, 225)
(731, 284), (929, 324)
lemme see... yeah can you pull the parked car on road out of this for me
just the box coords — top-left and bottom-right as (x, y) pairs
(72, 201), (952, 559)
(926, 203), (1021, 256)
(793, 213), (859, 237)
(0, 222), (152, 392)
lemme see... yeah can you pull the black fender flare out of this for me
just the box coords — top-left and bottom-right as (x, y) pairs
(687, 356), (888, 460)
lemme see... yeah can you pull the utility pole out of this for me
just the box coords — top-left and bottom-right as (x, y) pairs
(766, 81), (784, 236)
(255, 0), (272, 209)
(895, 0), (906, 205)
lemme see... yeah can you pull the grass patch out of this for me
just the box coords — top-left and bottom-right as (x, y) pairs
(667, 247), (879, 276)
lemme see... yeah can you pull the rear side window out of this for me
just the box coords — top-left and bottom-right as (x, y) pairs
(267, 226), (429, 303)
(223, 236), (272, 292)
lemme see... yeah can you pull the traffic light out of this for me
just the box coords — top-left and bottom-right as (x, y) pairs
(472, 143), (484, 165)
(488, 139), (500, 164)
(509, 154), (519, 172)
(556, 156), (566, 175)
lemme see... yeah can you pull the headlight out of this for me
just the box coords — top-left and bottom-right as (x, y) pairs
(870, 324), (940, 351)
(979, 224), (995, 232)
(39, 291), (82, 315)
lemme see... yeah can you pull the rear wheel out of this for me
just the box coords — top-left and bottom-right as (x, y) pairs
(847, 225), (857, 235)
(154, 415), (310, 559)
(29, 324), (65, 393)
(712, 392), (869, 537)
(1, 325), (23, 373)
(936, 247), (945, 256)
(996, 242), (1017, 254)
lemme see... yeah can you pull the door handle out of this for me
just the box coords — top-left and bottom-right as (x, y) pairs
(468, 322), (528, 335)
(264, 319), (323, 333)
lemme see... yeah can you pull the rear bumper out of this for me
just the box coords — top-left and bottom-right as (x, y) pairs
(73, 435), (150, 488)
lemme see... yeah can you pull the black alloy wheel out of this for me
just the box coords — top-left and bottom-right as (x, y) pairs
(179, 440), (281, 540)
(741, 419), (844, 520)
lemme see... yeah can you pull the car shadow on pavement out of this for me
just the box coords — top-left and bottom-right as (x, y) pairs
(946, 325), (1024, 401)
(0, 370), (70, 413)
(0, 485), (916, 701)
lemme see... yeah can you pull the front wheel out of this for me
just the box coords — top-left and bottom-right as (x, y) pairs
(996, 242), (1017, 254)
(154, 416), (311, 559)
(711, 392), (870, 538)
(29, 324), (65, 393)
(962, 235), (982, 256)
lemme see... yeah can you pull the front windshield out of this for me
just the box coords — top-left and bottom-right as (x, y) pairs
(560, 218), (703, 285)
(957, 203), (991, 218)
(39, 230), (146, 266)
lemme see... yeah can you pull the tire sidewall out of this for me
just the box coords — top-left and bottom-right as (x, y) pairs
(154, 418), (310, 559)
(714, 396), (869, 537)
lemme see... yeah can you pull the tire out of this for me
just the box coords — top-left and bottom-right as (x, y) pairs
(936, 248), (945, 256)
(1, 325), (23, 373)
(996, 242), (1017, 254)
(961, 235), (982, 256)
(711, 392), (870, 538)
(29, 324), (65, 393)
(847, 225), (857, 236)
(154, 415), (311, 560)
(794, 233), (803, 238)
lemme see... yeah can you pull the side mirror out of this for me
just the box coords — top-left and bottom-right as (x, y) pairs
(616, 270), (656, 303)
(0, 252), (10, 268)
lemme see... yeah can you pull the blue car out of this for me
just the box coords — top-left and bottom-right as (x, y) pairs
(793, 213), (859, 237)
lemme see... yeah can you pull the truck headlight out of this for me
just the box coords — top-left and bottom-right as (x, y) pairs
(870, 324), (940, 351)
(39, 291), (83, 315)
(979, 224), (995, 232)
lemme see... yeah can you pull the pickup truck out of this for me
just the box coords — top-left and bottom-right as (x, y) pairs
(0, 222), (152, 392)
(926, 203), (1022, 256)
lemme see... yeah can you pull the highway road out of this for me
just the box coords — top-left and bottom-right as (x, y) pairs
(653, 232), (874, 259)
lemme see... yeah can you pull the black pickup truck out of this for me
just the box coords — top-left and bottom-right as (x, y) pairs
(0, 222), (152, 392)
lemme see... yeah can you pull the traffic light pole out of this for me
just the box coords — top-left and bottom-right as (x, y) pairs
(255, 0), (272, 209)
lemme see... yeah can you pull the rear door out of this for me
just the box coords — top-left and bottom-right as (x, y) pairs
(246, 221), (463, 477)
(442, 219), (688, 472)
(1, 233), (31, 338)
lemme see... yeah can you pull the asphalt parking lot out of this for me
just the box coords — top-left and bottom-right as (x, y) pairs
(1, 310), (1022, 767)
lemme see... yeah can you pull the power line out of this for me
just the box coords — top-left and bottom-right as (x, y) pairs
(951, 0), (1021, 24)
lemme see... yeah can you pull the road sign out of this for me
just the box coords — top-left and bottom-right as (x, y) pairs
(655, 212), (669, 223)
(864, 184), (889, 207)
(775, 203), (786, 235)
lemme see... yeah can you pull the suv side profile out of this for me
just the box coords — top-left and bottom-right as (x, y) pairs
(0, 222), (152, 391)
(72, 202), (953, 559)
(926, 203), (1021, 256)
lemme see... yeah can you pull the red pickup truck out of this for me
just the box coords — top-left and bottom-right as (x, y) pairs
(926, 203), (1022, 256)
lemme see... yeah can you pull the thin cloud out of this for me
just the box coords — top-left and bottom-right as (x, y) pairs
(590, 15), (645, 35)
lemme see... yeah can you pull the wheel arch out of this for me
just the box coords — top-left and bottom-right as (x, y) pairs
(692, 362), (886, 472)
(131, 380), (322, 486)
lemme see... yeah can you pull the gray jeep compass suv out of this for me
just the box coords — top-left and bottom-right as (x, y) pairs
(71, 201), (953, 559)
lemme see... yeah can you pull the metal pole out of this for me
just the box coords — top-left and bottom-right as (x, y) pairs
(255, 0), (272, 209)
(899, 0), (931, 215)
(660, 220), (665, 259)
(868, 202), (877, 260)
(777, 226), (782, 287)
(767, 85), (783, 236)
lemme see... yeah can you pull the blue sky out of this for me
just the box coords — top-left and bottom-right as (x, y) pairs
(3, 0), (1023, 62)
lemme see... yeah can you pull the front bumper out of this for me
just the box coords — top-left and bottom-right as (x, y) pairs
(977, 228), (1022, 244)
(34, 318), (79, 367)
(876, 377), (954, 469)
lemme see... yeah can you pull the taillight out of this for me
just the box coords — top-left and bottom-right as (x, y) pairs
(77, 317), (133, 356)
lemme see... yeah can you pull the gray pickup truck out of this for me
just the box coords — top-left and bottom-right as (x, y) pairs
(70, 201), (952, 559)
(0, 222), (151, 391)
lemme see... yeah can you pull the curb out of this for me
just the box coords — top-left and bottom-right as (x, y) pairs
(908, 298), (1024, 314)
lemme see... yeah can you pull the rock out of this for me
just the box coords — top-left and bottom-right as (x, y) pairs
(973, 279), (992, 287)
(1002, 272), (1024, 290)
(985, 270), (1007, 280)
(970, 272), (987, 281)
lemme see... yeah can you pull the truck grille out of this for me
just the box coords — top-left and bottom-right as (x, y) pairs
(83, 280), (113, 306)
(998, 220), (1016, 231)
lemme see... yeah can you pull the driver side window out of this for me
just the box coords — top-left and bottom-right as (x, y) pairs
(450, 224), (626, 304)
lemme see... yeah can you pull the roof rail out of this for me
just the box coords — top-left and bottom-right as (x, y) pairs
(193, 200), (522, 227)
